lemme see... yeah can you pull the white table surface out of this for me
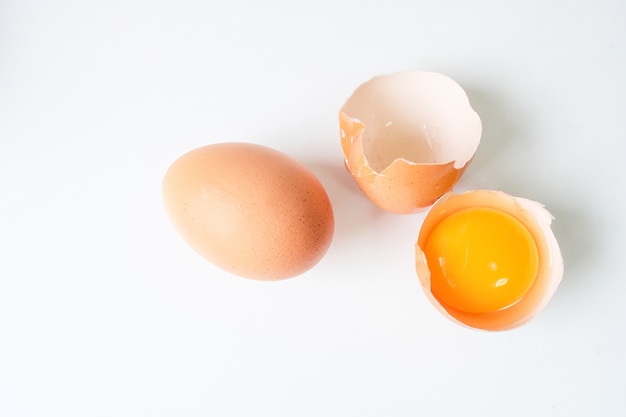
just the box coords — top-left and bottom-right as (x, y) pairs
(1, 1), (625, 416)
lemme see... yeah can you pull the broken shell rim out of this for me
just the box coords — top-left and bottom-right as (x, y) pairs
(340, 113), (477, 175)
(340, 71), (482, 172)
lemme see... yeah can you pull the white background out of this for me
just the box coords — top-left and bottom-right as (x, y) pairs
(1, 0), (625, 416)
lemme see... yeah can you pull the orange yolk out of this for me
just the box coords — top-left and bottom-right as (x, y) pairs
(423, 207), (539, 314)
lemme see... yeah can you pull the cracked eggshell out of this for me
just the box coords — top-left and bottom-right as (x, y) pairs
(415, 190), (564, 331)
(340, 71), (482, 214)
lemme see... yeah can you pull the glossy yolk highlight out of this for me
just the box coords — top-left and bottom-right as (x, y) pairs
(423, 207), (539, 314)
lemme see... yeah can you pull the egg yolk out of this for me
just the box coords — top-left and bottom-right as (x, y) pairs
(423, 207), (539, 314)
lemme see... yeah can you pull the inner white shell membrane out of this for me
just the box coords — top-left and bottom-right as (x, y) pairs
(341, 72), (482, 172)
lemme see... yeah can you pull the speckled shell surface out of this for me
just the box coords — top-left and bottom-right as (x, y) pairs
(162, 142), (334, 280)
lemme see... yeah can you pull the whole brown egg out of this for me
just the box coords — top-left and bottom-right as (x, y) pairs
(162, 142), (334, 280)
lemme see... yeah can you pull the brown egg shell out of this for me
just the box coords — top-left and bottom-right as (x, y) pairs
(415, 190), (564, 331)
(340, 71), (482, 214)
(162, 142), (335, 281)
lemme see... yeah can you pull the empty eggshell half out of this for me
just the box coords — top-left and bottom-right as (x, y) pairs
(415, 190), (564, 331)
(340, 71), (482, 214)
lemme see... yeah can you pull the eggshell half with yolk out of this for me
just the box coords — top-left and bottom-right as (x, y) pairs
(415, 190), (564, 330)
